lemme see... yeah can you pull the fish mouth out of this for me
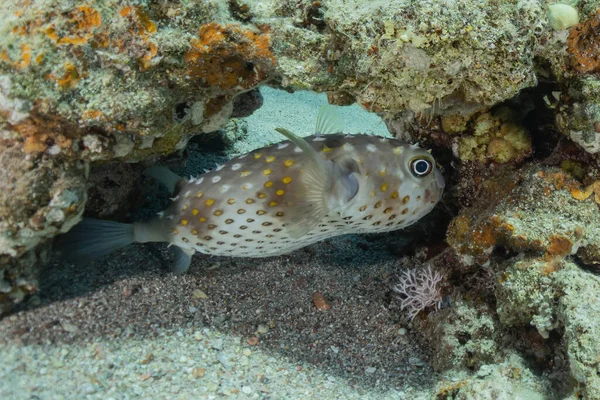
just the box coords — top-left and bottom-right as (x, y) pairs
(434, 168), (445, 190)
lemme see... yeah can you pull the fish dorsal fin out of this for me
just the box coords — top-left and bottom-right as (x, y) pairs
(315, 105), (344, 135)
(274, 127), (331, 238)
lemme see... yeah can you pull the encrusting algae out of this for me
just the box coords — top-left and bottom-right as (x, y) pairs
(57, 106), (444, 273)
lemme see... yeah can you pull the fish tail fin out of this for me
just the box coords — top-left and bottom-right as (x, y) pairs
(54, 218), (135, 262)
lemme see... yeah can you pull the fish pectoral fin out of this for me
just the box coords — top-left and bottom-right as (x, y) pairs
(274, 127), (333, 239)
(315, 105), (344, 135)
(144, 166), (184, 195)
(172, 246), (194, 274)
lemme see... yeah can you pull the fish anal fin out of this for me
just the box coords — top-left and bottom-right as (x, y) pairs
(172, 246), (194, 274)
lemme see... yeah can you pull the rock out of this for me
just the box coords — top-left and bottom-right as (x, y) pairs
(0, 142), (86, 313)
(447, 166), (600, 265)
(424, 298), (498, 372)
(434, 354), (550, 400)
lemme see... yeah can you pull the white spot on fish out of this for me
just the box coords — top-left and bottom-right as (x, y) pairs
(366, 144), (377, 152)
(277, 143), (289, 149)
(239, 154), (248, 159)
(220, 184), (231, 193)
(313, 136), (326, 142)
(212, 176), (221, 183)
(342, 143), (353, 151)
(294, 146), (302, 153)
(216, 164), (224, 171)
(195, 177), (204, 185)
(231, 163), (241, 171)
(183, 190), (191, 198)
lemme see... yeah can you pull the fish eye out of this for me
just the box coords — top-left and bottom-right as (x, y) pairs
(410, 158), (433, 177)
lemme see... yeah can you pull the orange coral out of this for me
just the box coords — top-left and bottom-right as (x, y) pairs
(184, 23), (276, 90)
(118, 6), (159, 71)
(11, 112), (76, 154)
(46, 6), (102, 46)
(567, 9), (600, 73)
(46, 62), (82, 89)
(119, 6), (156, 37)
(547, 235), (573, 256)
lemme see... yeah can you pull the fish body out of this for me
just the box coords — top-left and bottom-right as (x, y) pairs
(59, 106), (444, 273)
(161, 134), (443, 259)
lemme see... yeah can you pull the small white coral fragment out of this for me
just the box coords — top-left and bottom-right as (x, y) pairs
(548, 4), (579, 30)
(393, 265), (443, 320)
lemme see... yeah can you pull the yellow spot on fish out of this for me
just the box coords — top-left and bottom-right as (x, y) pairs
(284, 159), (294, 167)
(269, 201), (278, 207)
(241, 171), (251, 177)
(206, 199), (215, 206)
(257, 210), (267, 215)
(196, 191), (204, 198)
(391, 191), (399, 199)
(199, 217), (207, 222)
(192, 209), (199, 216)
(402, 195), (410, 204)
(276, 189), (285, 196)
(265, 181), (273, 188)
(214, 210), (223, 216)
(402, 208), (409, 215)
(242, 184), (250, 190)
(246, 198), (255, 204)
(263, 168), (272, 176)
(225, 219), (233, 224)
(322, 145), (333, 153)
(254, 153), (262, 159)
(238, 209), (246, 214)
(282, 176), (292, 184)
(265, 155), (276, 163)
(359, 205), (367, 212)
(393, 147), (402, 155)
(227, 198), (236, 205)
(276, 211), (284, 217)
(374, 201), (382, 208)
(384, 207), (393, 214)
(381, 183), (388, 192)
(180, 219), (188, 226)
(171, 228), (179, 235)
(258, 193), (267, 199)
(182, 205), (189, 211)
(369, 190), (375, 198)
(191, 229), (199, 235)
(379, 169), (386, 176)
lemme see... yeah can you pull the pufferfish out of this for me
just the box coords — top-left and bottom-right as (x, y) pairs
(61, 106), (444, 273)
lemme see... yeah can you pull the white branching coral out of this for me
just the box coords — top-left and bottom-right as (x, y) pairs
(393, 265), (443, 320)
